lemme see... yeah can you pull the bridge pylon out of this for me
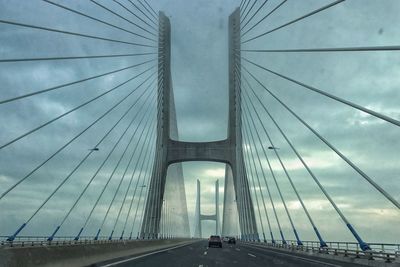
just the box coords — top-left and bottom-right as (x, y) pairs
(140, 8), (258, 241)
(194, 180), (220, 238)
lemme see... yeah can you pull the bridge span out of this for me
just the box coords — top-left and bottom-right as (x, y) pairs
(1, 238), (399, 267)
(0, 0), (400, 266)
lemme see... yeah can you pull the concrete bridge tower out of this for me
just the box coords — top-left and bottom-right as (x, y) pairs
(194, 180), (220, 238)
(141, 9), (258, 240)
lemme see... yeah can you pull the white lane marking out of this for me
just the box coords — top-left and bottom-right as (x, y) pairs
(242, 244), (342, 267)
(204, 251), (208, 255)
(235, 248), (240, 251)
(101, 242), (193, 267)
(199, 265), (203, 267)
(248, 253), (257, 258)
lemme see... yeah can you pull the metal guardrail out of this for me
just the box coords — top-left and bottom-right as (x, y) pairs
(0, 235), (179, 248)
(242, 240), (400, 263)
(235, 238), (400, 254)
(284, 239), (400, 254)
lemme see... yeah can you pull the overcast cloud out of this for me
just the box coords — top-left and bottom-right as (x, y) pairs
(0, 0), (399, 244)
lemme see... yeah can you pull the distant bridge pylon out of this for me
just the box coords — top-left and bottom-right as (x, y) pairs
(194, 180), (220, 238)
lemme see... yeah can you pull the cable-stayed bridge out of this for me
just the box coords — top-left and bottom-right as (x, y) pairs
(0, 0), (399, 266)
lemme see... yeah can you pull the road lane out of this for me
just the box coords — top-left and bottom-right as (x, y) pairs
(239, 243), (368, 267)
(96, 240), (368, 267)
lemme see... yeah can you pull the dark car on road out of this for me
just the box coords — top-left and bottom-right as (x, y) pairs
(228, 237), (236, 244)
(208, 235), (222, 248)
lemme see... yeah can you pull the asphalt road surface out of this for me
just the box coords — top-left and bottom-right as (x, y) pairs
(96, 240), (367, 267)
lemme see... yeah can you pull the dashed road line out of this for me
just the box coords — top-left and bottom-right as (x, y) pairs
(242, 244), (342, 267)
(248, 253), (257, 258)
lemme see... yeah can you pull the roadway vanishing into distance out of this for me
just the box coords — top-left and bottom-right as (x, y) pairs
(94, 240), (366, 267)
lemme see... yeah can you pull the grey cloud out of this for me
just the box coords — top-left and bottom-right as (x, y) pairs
(0, 0), (399, 243)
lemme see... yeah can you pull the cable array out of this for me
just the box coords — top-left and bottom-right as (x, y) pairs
(239, 0), (399, 251)
(0, 0), (160, 242)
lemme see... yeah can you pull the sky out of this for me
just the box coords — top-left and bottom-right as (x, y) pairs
(0, 0), (399, 245)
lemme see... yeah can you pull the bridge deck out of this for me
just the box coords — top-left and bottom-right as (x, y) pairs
(96, 240), (374, 267)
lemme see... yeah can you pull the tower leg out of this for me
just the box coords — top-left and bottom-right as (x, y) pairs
(215, 180), (220, 235)
(195, 180), (202, 238)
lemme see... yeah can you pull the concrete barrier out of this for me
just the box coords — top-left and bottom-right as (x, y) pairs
(0, 238), (198, 267)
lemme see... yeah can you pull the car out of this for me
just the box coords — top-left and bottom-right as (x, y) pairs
(208, 235), (222, 248)
(222, 236), (229, 243)
(228, 237), (236, 244)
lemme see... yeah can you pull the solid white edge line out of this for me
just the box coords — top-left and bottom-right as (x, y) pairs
(241, 243), (342, 267)
(101, 242), (194, 267)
